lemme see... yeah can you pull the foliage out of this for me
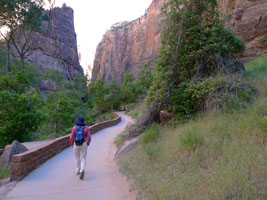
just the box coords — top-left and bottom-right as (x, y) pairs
(144, 143), (161, 159)
(119, 54), (267, 200)
(141, 124), (160, 145)
(179, 126), (204, 151)
(115, 134), (126, 148)
(40, 70), (88, 138)
(105, 80), (121, 111)
(121, 71), (137, 104)
(147, 0), (245, 116)
(0, 0), (47, 70)
(135, 62), (153, 98)
(0, 166), (11, 179)
(88, 79), (110, 113)
(171, 77), (219, 115)
(0, 64), (44, 148)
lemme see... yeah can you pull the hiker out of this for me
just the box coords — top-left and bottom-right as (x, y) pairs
(70, 115), (91, 180)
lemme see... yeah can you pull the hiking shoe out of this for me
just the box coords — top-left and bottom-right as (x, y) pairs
(80, 171), (85, 180)
(76, 171), (81, 175)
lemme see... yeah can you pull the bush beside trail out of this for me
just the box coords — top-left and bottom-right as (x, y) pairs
(119, 54), (267, 199)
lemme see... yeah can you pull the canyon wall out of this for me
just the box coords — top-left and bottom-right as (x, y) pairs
(223, 0), (267, 61)
(25, 5), (83, 94)
(92, 0), (166, 83)
(92, 0), (267, 83)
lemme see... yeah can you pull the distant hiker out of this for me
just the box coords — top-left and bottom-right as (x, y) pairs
(70, 115), (91, 180)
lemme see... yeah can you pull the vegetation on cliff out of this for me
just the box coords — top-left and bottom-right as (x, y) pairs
(122, 0), (254, 140)
(148, 0), (247, 115)
(0, 0), (119, 148)
(117, 0), (266, 199)
(120, 53), (267, 200)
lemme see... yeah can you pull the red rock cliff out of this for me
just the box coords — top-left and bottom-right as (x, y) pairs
(92, 0), (267, 83)
(92, 0), (166, 83)
(223, 0), (267, 61)
(25, 5), (83, 94)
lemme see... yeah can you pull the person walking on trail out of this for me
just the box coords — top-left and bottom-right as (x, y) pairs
(70, 115), (91, 180)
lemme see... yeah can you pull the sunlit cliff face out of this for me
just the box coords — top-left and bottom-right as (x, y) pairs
(92, 0), (267, 82)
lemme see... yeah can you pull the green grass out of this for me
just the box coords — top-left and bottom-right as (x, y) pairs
(115, 134), (126, 148)
(126, 99), (147, 120)
(119, 54), (267, 199)
(94, 112), (116, 123)
(0, 166), (11, 179)
(179, 125), (204, 151)
(141, 124), (160, 145)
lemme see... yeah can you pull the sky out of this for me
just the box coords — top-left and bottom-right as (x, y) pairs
(53, 0), (153, 75)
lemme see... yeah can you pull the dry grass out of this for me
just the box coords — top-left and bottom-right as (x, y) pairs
(119, 54), (267, 200)
(0, 166), (11, 179)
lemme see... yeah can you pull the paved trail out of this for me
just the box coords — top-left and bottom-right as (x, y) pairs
(3, 112), (135, 200)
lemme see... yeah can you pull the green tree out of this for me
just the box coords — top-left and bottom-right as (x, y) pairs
(42, 70), (76, 137)
(148, 0), (245, 115)
(105, 80), (121, 112)
(0, 65), (44, 148)
(88, 79), (109, 113)
(0, 0), (46, 71)
(121, 72), (136, 104)
(40, 69), (89, 138)
(44, 93), (73, 137)
(135, 62), (153, 98)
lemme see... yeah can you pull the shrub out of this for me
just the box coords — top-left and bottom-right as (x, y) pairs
(255, 104), (267, 133)
(147, 0), (245, 116)
(0, 166), (11, 179)
(141, 124), (160, 145)
(179, 126), (204, 151)
(144, 143), (161, 158)
(115, 134), (126, 148)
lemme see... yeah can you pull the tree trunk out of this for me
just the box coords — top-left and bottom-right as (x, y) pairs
(21, 56), (25, 70)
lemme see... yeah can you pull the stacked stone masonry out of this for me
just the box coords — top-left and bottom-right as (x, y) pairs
(11, 115), (121, 181)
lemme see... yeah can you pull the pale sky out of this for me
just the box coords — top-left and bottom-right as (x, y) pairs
(53, 0), (153, 75)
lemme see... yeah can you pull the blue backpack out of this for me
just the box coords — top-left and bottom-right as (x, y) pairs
(75, 126), (84, 146)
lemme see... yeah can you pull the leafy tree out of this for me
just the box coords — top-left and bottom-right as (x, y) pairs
(105, 80), (121, 112)
(88, 79), (109, 113)
(44, 92), (73, 137)
(135, 62), (153, 98)
(11, 1), (46, 70)
(41, 69), (89, 137)
(0, 0), (46, 71)
(148, 0), (245, 115)
(121, 71), (136, 104)
(65, 76), (89, 117)
(41, 70), (87, 137)
(0, 64), (44, 148)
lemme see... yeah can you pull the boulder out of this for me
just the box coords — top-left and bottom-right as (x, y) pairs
(0, 141), (28, 167)
(160, 110), (173, 125)
(115, 137), (139, 160)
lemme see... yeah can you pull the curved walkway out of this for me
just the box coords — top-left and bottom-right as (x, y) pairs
(3, 112), (135, 200)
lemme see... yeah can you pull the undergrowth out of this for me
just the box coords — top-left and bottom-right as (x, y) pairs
(0, 166), (11, 179)
(119, 54), (267, 199)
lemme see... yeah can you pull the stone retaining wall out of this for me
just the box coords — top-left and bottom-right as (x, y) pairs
(10, 114), (121, 181)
